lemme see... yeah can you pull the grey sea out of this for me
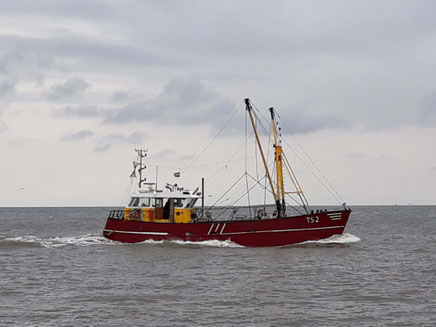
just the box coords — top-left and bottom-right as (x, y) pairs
(0, 206), (434, 327)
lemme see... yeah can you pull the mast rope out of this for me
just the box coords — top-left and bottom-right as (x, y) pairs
(280, 129), (344, 204)
(250, 102), (344, 205)
(178, 100), (243, 178)
(206, 173), (247, 210)
(263, 116), (272, 207)
(274, 111), (346, 204)
(121, 177), (134, 205)
(212, 171), (304, 220)
(205, 130), (255, 182)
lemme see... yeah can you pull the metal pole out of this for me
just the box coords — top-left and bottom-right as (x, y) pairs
(201, 177), (205, 218)
(155, 165), (158, 191)
(244, 98), (278, 202)
(138, 151), (142, 188)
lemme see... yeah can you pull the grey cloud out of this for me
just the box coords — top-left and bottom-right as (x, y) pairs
(55, 105), (103, 118)
(61, 129), (94, 141)
(419, 91), (436, 126)
(154, 149), (176, 160)
(47, 77), (89, 101)
(98, 131), (146, 145)
(127, 1), (436, 59)
(111, 91), (131, 103)
(94, 143), (111, 153)
(104, 78), (235, 127)
(54, 77), (345, 134)
(0, 33), (176, 74)
(0, 45), (57, 84)
(0, 0), (115, 21)
(277, 109), (348, 134)
(4, 1), (435, 133)
(91, 131), (144, 152)
(0, 80), (15, 96)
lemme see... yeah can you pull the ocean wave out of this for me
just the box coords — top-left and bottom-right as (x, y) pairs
(1, 234), (117, 248)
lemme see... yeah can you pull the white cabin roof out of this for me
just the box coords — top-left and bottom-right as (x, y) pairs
(130, 188), (200, 199)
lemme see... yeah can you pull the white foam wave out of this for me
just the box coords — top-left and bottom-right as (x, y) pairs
(169, 239), (244, 248)
(137, 239), (164, 245)
(136, 238), (243, 248)
(4, 233), (360, 248)
(303, 233), (361, 244)
(4, 235), (243, 249)
(4, 234), (117, 248)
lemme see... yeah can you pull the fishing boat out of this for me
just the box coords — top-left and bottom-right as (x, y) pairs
(103, 98), (351, 247)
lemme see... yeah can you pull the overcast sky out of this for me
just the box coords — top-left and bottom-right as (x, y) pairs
(1, 0), (435, 206)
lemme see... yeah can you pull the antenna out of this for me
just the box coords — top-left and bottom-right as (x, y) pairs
(134, 148), (148, 188)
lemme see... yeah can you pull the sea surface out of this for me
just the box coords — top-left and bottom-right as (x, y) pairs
(0, 206), (434, 327)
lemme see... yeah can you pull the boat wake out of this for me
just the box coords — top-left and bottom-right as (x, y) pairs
(301, 233), (361, 245)
(0, 235), (243, 249)
(1, 234), (117, 248)
(168, 239), (244, 248)
(134, 239), (243, 248)
(1, 233), (360, 249)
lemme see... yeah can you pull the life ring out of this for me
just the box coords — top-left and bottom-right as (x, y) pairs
(130, 209), (140, 221)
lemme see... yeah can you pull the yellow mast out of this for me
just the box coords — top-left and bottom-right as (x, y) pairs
(270, 107), (311, 213)
(269, 107), (286, 216)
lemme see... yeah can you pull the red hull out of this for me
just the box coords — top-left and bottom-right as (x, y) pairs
(103, 209), (351, 247)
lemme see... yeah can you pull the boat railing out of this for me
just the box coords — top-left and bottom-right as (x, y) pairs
(200, 204), (279, 221)
(108, 210), (125, 220)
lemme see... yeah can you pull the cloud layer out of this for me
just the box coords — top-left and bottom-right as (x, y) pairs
(2, 0), (436, 133)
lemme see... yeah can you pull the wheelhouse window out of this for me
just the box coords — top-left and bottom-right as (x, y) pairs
(128, 197), (139, 207)
(140, 198), (150, 207)
(152, 198), (163, 208)
(174, 198), (187, 208)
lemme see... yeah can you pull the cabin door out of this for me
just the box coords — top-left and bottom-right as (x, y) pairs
(153, 198), (163, 219)
(163, 198), (175, 222)
(169, 199), (174, 222)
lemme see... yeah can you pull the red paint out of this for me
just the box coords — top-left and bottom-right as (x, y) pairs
(103, 209), (351, 247)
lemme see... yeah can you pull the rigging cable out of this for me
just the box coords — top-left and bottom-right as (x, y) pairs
(121, 175), (134, 205)
(216, 172), (304, 218)
(263, 116), (272, 207)
(206, 173), (247, 211)
(205, 128), (255, 182)
(245, 173), (304, 215)
(177, 101), (243, 179)
(274, 111), (346, 204)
